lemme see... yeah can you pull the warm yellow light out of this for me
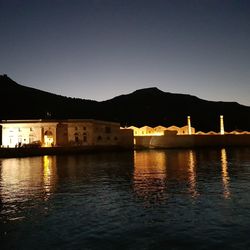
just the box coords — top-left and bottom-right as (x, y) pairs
(133, 150), (167, 201)
(44, 135), (54, 147)
(43, 156), (51, 175)
(221, 148), (230, 199)
(188, 150), (198, 197)
(187, 116), (192, 135)
(42, 155), (57, 197)
(220, 115), (225, 135)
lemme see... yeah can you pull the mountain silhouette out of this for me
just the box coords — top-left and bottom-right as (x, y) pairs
(1, 74), (250, 132)
(0, 74), (99, 120)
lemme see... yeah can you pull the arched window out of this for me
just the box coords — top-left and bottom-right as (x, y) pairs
(44, 131), (53, 136)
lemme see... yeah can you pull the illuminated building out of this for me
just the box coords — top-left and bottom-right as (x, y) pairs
(123, 115), (250, 149)
(127, 124), (195, 136)
(1, 116), (250, 149)
(0, 119), (132, 148)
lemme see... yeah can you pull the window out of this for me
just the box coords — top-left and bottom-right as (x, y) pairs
(114, 136), (118, 141)
(74, 133), (79, 142)
(75, 127), (78, 131)
(83, 132), (87, 142)
(97, 136), (102, 141)
(30, 128), (33, 132)
(83, 126), (86, 130)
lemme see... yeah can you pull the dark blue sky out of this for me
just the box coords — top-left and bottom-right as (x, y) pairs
(1, 0), (250, 105)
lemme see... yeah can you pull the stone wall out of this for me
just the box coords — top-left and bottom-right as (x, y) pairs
(135, 134), (250, 149)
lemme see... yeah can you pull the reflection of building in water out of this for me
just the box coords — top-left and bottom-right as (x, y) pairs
(133, 150), (199, 202)
(0, 158), (42, 204)
(188, 150), (198, 197)
(43, 155), (57, 196)
(162, 150), (198, 198)
(0, 156), (57, 205)
(221, 148), (230, 199)
(133, 150), (167, 203)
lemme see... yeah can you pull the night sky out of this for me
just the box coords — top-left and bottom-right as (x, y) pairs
(1, 0), (250, 105)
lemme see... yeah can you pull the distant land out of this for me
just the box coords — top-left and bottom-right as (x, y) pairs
(1, 74), (250, 132)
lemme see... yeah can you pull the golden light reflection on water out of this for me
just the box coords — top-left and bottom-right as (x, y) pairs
(133, 150), (167, 202)
(221, 148), (230, 199)
(0, 156), (57, 205)
(133, 150), (198, 202)
(188, 150), (198, 198)
(43, 155), (57, 199)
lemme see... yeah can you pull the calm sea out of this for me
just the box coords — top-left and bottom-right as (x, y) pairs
(1, 148), (250, 250)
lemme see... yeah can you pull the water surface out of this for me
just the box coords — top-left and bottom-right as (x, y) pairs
(1, 148), (250, 249)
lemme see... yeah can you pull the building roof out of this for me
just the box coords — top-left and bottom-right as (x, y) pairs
(0, 119), (120, 126)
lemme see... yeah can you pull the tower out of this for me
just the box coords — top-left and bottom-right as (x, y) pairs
(220, 115), (225, 135)
(187, 116), (192, 135)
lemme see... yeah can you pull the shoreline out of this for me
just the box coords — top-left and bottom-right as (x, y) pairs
(1, 134), (250, 158)
(0, 145), (134, 158)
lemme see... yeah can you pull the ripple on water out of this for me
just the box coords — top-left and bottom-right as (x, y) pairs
(1, 149), (250, 249)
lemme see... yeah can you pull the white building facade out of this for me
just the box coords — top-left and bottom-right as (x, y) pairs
(0, 119), (132, 148)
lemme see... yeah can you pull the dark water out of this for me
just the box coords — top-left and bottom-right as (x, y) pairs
(1, 148), (250, 250)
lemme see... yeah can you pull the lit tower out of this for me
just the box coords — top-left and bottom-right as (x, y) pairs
(187, 116), (192, 135)
(220, 115), (225, 135)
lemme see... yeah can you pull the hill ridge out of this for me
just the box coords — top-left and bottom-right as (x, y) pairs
(1, 75), (250, 132)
